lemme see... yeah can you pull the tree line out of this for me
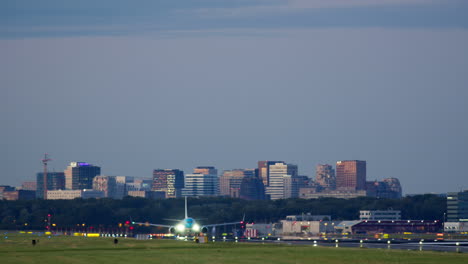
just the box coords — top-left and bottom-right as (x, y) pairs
(0, 194), (446, 230)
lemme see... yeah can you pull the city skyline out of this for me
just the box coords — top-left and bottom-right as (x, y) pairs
(2, 1), (467, 195)
(0, 153), (466, 196)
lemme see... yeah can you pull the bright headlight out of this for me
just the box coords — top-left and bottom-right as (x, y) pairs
(192, 224), (200, 232)
(176, 224), (185, 232)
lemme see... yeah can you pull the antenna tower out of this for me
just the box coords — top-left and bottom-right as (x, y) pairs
(42, 153), (52, 199)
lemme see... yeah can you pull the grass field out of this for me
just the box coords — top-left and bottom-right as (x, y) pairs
(1, 233), (467, 264)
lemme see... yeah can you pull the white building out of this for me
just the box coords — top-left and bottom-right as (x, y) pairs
(444, 222), (468, 232)
(265, 162), (298, 200)
(183, 167), (219, 197)
(359, 210), (401, 221)
(115, 176), (135, 197)
(281, 220), (340, 235)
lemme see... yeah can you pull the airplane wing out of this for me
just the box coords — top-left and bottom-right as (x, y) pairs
(202, 221), (242, 228)
(132, 221), (172, 228)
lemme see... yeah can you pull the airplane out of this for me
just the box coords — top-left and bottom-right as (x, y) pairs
(132, 197), (243, 235)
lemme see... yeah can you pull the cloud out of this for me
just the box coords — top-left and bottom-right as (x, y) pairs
(1, 0), (467, 39)
(287, 0), (440, 9)
(187, 0), (443, 18)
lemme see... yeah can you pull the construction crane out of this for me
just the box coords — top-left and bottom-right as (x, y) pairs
(42, 153), (51, 199)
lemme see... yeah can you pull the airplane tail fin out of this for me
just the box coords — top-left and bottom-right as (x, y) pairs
(185, 196), (188, 219)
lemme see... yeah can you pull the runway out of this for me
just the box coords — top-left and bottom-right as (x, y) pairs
(236, 238), (468, 253)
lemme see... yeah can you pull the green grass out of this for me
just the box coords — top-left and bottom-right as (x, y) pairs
(1, 233), (467, 264)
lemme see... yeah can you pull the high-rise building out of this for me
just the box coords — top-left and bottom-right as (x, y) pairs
(315, 164), (336, 190)
(64, 162), (101, 190)
(183, 167), (219, 197)
(36, 172), (65, 199)
(93, 175), (119, 198)
(239, 176), (266, 200)
(447, 190), (468, 222)
(335, 160), (366, 191)
(219, 169), (255, 198)
(152, 169), (185, 198)
(258, 161), (284, 187)
(115, 176), (134, 197)
(265, 162), (298, 200)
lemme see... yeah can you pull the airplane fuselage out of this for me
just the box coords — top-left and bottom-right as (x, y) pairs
(172, 217), (203, 234)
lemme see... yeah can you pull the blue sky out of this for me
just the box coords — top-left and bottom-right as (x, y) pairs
(1, 0), (468, 194)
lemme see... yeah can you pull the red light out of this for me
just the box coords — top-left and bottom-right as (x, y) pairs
(125, 221), (130, 225)
(129, 226), (134, 230)
(47, 214), (51, 217)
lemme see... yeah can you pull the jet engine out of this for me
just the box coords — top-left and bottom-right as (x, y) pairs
(169, 226), (176, 234)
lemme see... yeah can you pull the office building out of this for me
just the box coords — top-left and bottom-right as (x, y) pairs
(0, 186), (15, 200)
(315, 164), (336, 190)
(239, 176), (266, 200)
(258, 161), (284, 187)
(2, 190), (36, 200)
(46, 189), (104, 200)
(219, 169), (255, 198)
(336, 160), (366, 191)
(265, 162), (298, 200)
(36, 172), (65, 199)
(299, 187), (367, 199)
(115, 176), (134, 197)
(93, 175), (119, 198)
(21, 181), (37, 191)
(366, 178), (402, 199)
(152, 169), (184, 198)
(65, 162), (101, 190)
(183, 167), (219, 197)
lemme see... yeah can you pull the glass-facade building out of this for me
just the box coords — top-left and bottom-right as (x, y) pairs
(447, 190), (468, 222)
(152, 169), (184, 198)
(336, 160), (366, 191)
(64, 162), (101, 190)
(36, 172), (65, 199)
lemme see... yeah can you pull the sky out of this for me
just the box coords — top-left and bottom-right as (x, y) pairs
(1, 0), (468, 194)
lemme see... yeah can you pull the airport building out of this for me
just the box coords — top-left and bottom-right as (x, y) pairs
(444, 222), (468, 232)
(281, 219), (341, 235)
(152, 169), (185, 198)
(64, 162), (101, 190)
(352, 220), (442, 234)
(359, 210), (401, 221)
